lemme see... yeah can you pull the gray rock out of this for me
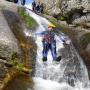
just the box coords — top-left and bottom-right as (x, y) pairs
(0, 64), (7, 80)
(58, 20), (68, 26)
(86, 43), (90, 54)
(0, 11), (20, 60)
(72, 15), (90, 25)
(0, 0), (17, 12)
(36, 0), (90, 19)
(60, 0), (90, 14)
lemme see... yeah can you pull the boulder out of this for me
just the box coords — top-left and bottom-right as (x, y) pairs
(86, 43), (90, 54)
(0, 4), (21, 85)
(72, 15), (90, 25)
(0, 11), (20, 60)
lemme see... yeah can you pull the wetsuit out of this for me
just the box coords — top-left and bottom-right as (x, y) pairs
(42, 31), (56, 61)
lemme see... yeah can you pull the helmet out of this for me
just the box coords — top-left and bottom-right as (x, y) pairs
(48, 23), (56, 28)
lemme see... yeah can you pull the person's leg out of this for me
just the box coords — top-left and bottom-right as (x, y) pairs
(50, 42), (57, 61)
(42, 42), (49, 61)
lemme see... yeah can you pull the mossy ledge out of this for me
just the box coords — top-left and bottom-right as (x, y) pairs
(18, 7), (38, 29)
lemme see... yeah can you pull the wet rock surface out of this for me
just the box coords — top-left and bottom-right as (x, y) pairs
(0, 1), (23, 89)
(0, 9), (21, 84)
(2, 9), (37, 75)
(0, 11), (20, 60)
(0, 1), (37, 90)
(0, 0), (17, 12)
(62, 44), (88, 86)
(4, 75), (33, 90)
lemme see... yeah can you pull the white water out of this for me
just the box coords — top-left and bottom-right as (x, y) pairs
(25, 6), (90, 90)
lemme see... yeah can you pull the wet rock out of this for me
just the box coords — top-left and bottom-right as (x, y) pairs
(86, 43), (90, 54)
(0, 64), (7, 80)
(58, 20), (68, 26)
(0, 0), (17, 12)
(0, 11), (21, 61)
(63, 44), (89, 87)
(60, 0), (90, 14)
(73, 15), (90, 25)
(0, 2), (22, 89)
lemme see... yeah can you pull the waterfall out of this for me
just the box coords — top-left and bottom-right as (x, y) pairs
(25, 7), (90, 90)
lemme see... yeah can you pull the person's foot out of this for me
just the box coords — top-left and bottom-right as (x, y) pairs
(56, 56), (61, 62)
(43, 57), (47, 62)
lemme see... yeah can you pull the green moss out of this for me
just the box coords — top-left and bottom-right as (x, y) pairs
(48, 18), (62, 28)
(9, 53), (32, 73)
(18, 7), (38, 29)
(80, 33), (90, 49)
(57, 15), (67, 21)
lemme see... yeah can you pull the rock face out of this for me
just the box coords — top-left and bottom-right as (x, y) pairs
(35, 0), (61, 15)
(0, 11), (20, 60)
(86, 43), (90, 54)
(60, 0), (90, 14)
(35, 0), (90, 15)
(0, 0), (17, 12)
(0, 1), (21, 89)
(0, 1), (37, 90)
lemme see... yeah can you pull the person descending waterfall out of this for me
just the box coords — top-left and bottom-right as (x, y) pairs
(30, 24), (70, 62)
(42, 24), (57, 62)
(41, 24), (68, 62)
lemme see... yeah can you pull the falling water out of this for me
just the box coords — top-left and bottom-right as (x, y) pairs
(25, 7), (90, 90)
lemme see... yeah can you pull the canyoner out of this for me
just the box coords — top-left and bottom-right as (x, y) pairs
(29, 23), (70, 63)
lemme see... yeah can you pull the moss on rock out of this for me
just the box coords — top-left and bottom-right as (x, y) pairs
(18, 7), (38, 29)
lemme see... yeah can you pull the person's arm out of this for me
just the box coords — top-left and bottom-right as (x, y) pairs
(29, 31), (45, 37)
(35, 32), (44, 36)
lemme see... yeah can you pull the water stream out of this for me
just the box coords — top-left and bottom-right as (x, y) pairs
(25, 7), (90, 90)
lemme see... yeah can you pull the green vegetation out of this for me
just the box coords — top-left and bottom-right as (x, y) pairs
(80, 33), (90, 49)
(18, 7), (38, 29)
(56, 15), (68, 21)
(48, 18), (62, 28)
(9, 53), (32, 74)
(58, 16), (65, 21)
